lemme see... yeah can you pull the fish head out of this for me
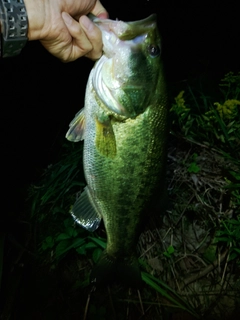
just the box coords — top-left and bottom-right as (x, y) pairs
(92, 15), (164, 119)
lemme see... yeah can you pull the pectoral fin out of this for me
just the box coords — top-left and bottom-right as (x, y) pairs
(70, 187), (102, 232)
(66, 108), (85, 142)
(95, 118), (116, 158)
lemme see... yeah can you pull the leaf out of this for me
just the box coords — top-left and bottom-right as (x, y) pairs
(167, 245), (175, 254)
(65, 181), (85, 192)
(41, 236), (55, 250)
(92, 248), (103, 263)
(55, 240), (71, 257)
(163, 246), (175, 258)
(76, 245), (86, 255)
(84, 242), (98, 249)
(88, 236), (107, 249)
(215, 236), (231, 244)
(66, 227), (78, 237)
(52, 206), (66, 215)
(56, 227), (78, 241)
(72, 238), (86, 248)
(46, 236), (54, 244)
(228, 219), (240, 225)
(229, 252), (239, 261)
(188, 162), (200, 173)
(64, 218), (73, 228)
(141, 272), (199, 318)
(56, 233), (71, 242)
(76, 242), (98, 256)
(55, 238), (85, 259)
(163, 252), (171, 258)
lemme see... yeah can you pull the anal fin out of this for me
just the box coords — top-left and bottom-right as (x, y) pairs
(70, 187), (102, 232)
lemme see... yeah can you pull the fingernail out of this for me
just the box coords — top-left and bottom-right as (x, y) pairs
(97, 12), (109, 19)
(62, 12), (72, 25)
(80, 16), (94, 32)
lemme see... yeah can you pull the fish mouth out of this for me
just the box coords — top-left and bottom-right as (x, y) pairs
(93, 14), (157, 40)
(92, 14), (158, 118)
(94, 14), (157, 58)
(94, 14), (158, 81)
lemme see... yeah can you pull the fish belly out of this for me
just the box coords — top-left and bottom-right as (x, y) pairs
(83, 72), (167, 258)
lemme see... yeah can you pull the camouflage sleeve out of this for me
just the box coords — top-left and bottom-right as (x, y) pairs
(0, 0), (28, 58)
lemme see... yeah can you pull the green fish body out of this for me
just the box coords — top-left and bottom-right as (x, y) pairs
(66, 14), (168, 286)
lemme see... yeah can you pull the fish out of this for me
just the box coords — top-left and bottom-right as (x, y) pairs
(66, 14), (168, 286)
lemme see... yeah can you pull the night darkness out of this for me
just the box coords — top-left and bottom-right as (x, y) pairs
(1, 1), (239, 213)
(1, 0), (240, 317)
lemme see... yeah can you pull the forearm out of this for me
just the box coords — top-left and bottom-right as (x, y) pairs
(1, 0), (107, 60)
(0, 0), (58, 41)
(24, 0), (45, 40)
(0, 0), (29, 57)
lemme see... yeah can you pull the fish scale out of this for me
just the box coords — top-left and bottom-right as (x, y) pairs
(66, 14), (168, 286)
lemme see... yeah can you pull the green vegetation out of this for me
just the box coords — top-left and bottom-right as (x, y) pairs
(1, 72), (239, 319)
(171, 72), (240, 155)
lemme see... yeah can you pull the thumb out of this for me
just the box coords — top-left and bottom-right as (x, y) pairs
(91, 0), (109, 18)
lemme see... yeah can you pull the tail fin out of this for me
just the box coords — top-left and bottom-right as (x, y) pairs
(90, 251), (142, 288)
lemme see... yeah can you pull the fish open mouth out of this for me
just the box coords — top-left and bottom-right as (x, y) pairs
(94, 14), (157, 58)
(91, 14), (159, 118)
(93, 14), (157, 40)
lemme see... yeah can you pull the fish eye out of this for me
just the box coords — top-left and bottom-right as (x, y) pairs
(148, 44), (160, 57)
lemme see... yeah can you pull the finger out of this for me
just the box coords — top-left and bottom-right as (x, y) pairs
(91, 0), (109, 19)
(62, 12), (93, 59)
(80, 15), (103, 60)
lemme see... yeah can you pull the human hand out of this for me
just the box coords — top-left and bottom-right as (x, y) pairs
(24, 0), (108, 61)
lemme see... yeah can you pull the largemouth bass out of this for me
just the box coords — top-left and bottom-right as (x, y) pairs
(66, 14), (168, 286)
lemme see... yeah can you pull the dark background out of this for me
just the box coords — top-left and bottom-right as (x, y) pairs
(1, 0), (239, 214)
(0, 1), (240, 318)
